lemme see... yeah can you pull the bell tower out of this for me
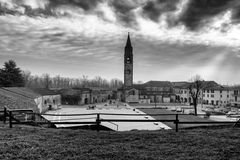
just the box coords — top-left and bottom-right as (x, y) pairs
(124, 33), (133, 87)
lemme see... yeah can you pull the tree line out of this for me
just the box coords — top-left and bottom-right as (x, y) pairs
(0, 60), (123, 89)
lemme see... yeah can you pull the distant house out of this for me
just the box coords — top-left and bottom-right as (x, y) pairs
(59, 87), (113, 105)
(229, 86), (240, 107)
(174, 81), (240, 107)
(59, 88), (90, 105)
(0, 87), (61, 113)
(119, 81), (176, 103)
(173, 82), (192, 104)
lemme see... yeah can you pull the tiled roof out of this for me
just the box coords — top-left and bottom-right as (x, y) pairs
(31, 88), (60, 96)
(2, 87), (59, 98)
(172, 82), (190, 89)
(72, 87), (91, 91)
(3, 87), (40, 98)
(0, 88), (39, 112)
(143, 81), (173, 87)
(202, 81), (222, 89)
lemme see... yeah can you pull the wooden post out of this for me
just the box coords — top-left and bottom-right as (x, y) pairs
(175, 114), (179, 132)
(9, 111), (12, 128)
(96, 114), (100, 132)
(32, 113), (36, 122)
(3, 107), (6, 124)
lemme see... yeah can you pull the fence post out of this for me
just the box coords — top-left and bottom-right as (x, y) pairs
(175, 114), (179, 132)
(96, 114), (100, 132)
(9, 111), (12, 128)
(32, 113), (36, 122)
(3, 107), (6, 124)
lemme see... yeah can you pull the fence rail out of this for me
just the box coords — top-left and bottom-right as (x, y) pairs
(2, 106), (240, 132)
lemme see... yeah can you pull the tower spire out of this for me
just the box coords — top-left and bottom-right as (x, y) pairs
(124, 32), (133, 88)
(126, 32), (132, 47)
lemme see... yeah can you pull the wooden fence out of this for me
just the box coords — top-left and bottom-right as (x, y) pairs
(2, 106), (240, 132)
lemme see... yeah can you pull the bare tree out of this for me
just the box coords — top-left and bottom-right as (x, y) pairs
(41, 73), (52, 89)
(189, 75), (204, 116)
(22, 70), (32, 87)
(22, 72), (123, 89)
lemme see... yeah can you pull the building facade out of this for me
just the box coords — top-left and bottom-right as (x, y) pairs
(0, 87), (61, 113)
(60, 87), (112, 105)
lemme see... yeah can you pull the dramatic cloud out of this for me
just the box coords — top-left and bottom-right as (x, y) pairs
(142, 0), (180, 22)
(178, 0), (233, 30)
(1, 0), (240, 83)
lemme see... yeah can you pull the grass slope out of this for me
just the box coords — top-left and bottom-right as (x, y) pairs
(0, 126), (240, 160)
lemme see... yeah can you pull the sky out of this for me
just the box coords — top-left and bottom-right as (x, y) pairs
(0, 0), (240, 85)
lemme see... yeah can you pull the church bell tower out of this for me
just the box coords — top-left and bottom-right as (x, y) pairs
(124, 33), (133, 87)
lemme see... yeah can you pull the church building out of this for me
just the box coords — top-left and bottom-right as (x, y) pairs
(117, 34), (176, 103)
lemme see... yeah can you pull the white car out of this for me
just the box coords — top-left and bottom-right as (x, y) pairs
(226, 111), (238, 117)
(176, 107), (182, 112)
(188, 110), (195, 115)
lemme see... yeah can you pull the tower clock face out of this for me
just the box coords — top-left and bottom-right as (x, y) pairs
(126, 57), (131, 63)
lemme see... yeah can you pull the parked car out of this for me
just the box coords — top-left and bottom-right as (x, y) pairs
(159, 106), (168, 109)
(188, 110), (195, 115)
(226, 111), (238, 117)
(176, 107), (182, 112)
(205, 108), (213, 113)
(217, 108), (230, 113)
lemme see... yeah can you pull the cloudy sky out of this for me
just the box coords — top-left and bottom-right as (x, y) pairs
(1, 0), (240, 84)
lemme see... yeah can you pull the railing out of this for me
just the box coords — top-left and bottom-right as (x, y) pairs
(2, 107), (240, 132)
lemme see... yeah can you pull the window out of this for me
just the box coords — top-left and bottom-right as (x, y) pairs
(211, 90), (214, 93)
(227, 95), (229, 98)
(207, 94), (209, 97)
(234, 90), (238, 95)
(211, 95), (214, 98)
(203, 94), (205, 97)
(126, 57), (131, 63)
(220, 95), (222, 98)
(220, 90), (222, 94)
(184, 90), (187, 94)
(211, 100), (214, 105)
(235, 96), (237, 102)
(207, 90), (209, 93)
(44, 100), (47, 105)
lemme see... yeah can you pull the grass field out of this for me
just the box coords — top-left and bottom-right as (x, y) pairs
(0, 125), (240, 160)
(139, 108), (218, 129)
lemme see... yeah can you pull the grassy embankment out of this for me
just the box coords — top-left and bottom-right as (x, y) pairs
(0, 125), (239, 160)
